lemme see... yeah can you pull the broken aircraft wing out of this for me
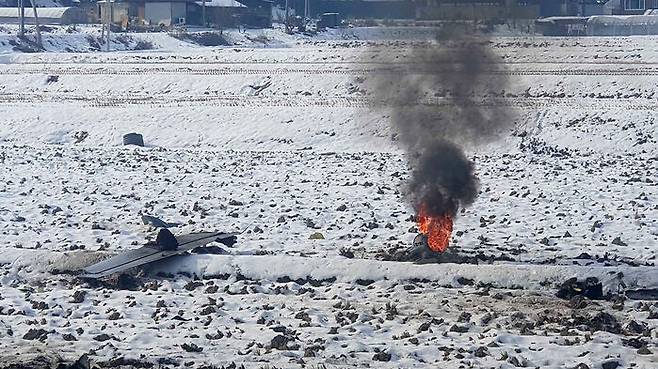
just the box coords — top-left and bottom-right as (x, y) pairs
(81, 230), (238, 279)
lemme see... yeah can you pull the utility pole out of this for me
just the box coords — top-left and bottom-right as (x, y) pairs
(28, 0), (42, 48)
(18, 0), (25, 37)
(101, 2), (104, 42)
(106, 0), (111, 51)
(284, 0), (290, 33)
(304, 0), (309, 19)
(202, 0), (206, 27)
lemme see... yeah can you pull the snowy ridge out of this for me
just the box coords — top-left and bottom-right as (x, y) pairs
(3, 247), (656, 292)
(155, 254), (658, 291)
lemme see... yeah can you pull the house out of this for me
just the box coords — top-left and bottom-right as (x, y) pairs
(586, 13), (658, 34)
(539, 0), (658, 17)
(415, 1), (541, 21)
(98, 0), (271, 28)
(188, 0), (246, 27)
(77, 0), (103, 23)
(276, 0), (542, 21)
(582, 0), (612, 15)
(608, 0), (658, 14)
(539, 1), (595, 16)
(99, 0), (191, 27)
(98, 0), (144, 28)
(144, 0), (188, 26)
(233, 0), (272, 27)
(284, 0), (416, 20)
(537, 0), (658, 36)
(188, 0), (272, 28)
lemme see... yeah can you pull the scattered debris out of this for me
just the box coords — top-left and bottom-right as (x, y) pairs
(141, 214), (181, 228)
(626, 288), (658, 301)
(309, 232), (325, 240)
(181, 343), (203, 353)
(556, 277), (603, 300)
(372, 351), (391, 362)
(22, 329), (49, 341)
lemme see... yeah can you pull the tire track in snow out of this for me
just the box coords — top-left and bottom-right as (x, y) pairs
(2, 66), (658, 76)
(0, 94), (656, 109)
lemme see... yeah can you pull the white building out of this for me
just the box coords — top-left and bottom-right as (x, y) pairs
(145, 0), (189, 26)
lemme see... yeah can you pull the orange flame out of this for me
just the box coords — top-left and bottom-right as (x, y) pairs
(416, 205), (453, 252)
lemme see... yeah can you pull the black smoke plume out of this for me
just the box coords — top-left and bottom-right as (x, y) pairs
(369, 25), (514, 217)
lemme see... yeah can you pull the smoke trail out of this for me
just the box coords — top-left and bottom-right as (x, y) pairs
(369, 25), (514, 218)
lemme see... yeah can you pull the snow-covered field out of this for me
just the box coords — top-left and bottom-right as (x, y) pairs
(0, 29), (656, 369)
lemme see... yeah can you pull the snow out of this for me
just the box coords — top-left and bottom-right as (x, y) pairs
(154, 254), (658, 291)
(0, 27), (656, 369)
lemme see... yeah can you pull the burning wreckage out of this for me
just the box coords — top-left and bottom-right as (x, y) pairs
(80, 211), (455, 281)
(366, 28), (514, 262)
(83, 30), (501, 279)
